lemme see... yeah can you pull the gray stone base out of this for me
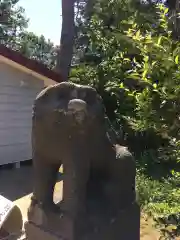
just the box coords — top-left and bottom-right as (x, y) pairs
(81, 202), (140, 240)
(25, 202), (140, 240)
(25, 222), (65, 240)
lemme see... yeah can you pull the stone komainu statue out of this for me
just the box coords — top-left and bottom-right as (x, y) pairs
(28, 82), (136, 223)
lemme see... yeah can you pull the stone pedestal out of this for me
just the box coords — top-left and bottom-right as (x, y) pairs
(25, 200), (140, 240)
(25, 222), (64, 240)
(25, 203), (75, 240)
(80, 201), (140, 240)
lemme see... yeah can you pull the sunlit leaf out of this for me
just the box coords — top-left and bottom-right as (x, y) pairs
(175, 55), (179, 64)
(153, 83), (157, 89)
(164, 8), (168, 15)
(165, 225), (177, 232)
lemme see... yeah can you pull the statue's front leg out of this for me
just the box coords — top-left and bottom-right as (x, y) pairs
(62, 150), (90, 219)
(28, 156), (60, 222)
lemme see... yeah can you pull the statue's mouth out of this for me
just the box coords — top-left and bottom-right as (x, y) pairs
(72, 111), (87, 124)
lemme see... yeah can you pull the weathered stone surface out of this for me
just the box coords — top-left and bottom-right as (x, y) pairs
(26, 82), (139, 240)
(25, 222), (63, 240)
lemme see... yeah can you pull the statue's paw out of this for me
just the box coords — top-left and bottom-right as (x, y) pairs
(27, 198), (63, 225)
(27, 202), (45, 225)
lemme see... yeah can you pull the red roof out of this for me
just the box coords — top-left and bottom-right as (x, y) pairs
(0, 44), (63, 83)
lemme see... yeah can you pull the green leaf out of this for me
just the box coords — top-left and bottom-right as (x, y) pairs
(144, 39), (152, 44)
(142, 70), (148, 79)
(165, 225), (177, 232)
(123, 58), (131, 62)
(144, 62), (149, 70)
(157, 36), (162, 45)
(119, 82), (124, 88)
(144, 56), (149, 63)
(164, 8), (168, 14)
(153, 83), (157, 89)
(127, 73), (141, 80)
(152, 61), (157, 67)
(135, 30), (141, 40)
(175, 55), (179, 64)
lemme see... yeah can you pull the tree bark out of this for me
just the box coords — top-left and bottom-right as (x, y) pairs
(166, 0), (176, 10)
(167, 0), (180, 40)
(56, 0), (75, 81)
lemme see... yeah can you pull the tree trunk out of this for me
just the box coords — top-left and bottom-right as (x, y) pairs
(56, 0), (75, 81)
(167, 0), (180, 40)
(174, 0), (180, 39)
(166, 0), (176, 10)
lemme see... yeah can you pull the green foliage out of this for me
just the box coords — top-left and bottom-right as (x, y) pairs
(73, 3), (180, 236)
(122, 5), (180, 164)
(0, 0), (57, 69)
(71, 1), (180, 165)
(0, 0), (28, 48)
(17, 32), (57, 69)
(136, 170), (180, 238)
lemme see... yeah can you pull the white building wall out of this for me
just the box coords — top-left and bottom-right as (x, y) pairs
(0, 62), (47, 165)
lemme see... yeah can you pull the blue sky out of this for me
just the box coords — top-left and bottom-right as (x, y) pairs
(17, 0), (62, 45)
